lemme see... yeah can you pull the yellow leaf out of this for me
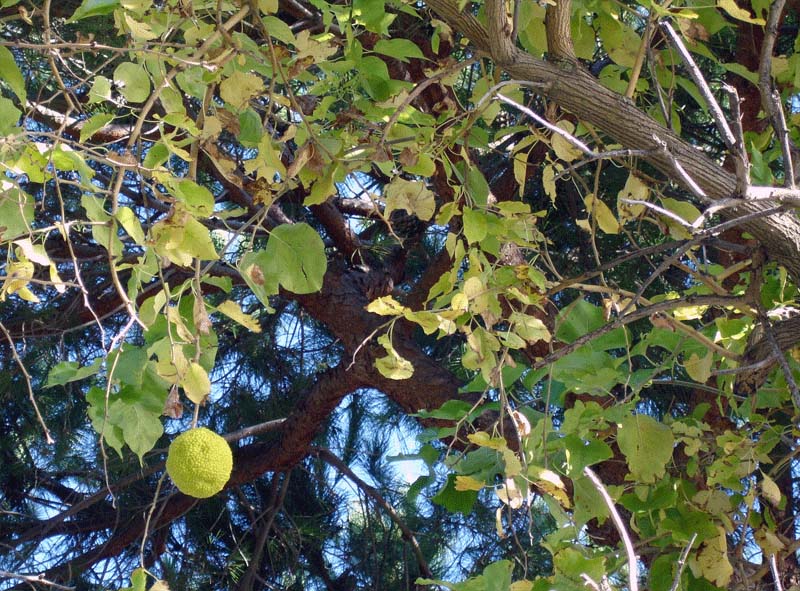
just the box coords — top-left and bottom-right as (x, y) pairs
(551, 121), (584, 162)
(684, 351), (712, 383)
(375, 334), (414, 380)
(617, 173), (648, 223)
(691, 526), (733, 587)
(542, 164), (558, 205)
(496, 477), (525, 508)
(182, 362), (211, 404)
(584, 193), (620, 234)
(510, 582), (534, 591)
(760, 473), (782, 507)
(754, 527), (785, 555)
(216, 300), (262, 333)
(673, 305), (708, 321)
(455, 475), (485, 491)
(718, 0), (765, 24)
(366, 295), (408, 316)
(468, 431), (508, 450)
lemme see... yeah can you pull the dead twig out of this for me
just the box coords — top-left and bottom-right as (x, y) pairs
(583, 467), (638, 591)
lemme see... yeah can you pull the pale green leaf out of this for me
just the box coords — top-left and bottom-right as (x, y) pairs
(618, 414), (674, 483)
(375, 333), (414, 379)
(385, 178), (436, 221)
(116, 207), (145, 244)
(684, 350), (712, 383)
(88, 76), (112, 103)
(0, 96), (20, 135)
(181, 362), (211, 404)
(263, 223), (326, 294)
(114, 62), (151, 103)
(220, 71), (265, 111)
(0, 187), (33, 241)
(0, 45), (26, 103)
(718, 0), (765, 24)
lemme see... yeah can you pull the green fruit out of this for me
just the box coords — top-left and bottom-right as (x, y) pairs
(166, 427), (233, 498)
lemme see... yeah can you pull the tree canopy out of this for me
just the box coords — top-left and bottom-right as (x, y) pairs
(3, 0), (800, 589)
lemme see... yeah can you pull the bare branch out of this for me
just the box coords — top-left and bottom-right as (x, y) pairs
(757, 0), (795, 189)
(0, 570), (75, 591)
(583, 467), (638, 591)
(0, 320), (54, 444)
(313, 447), (433, 579)
(668, 533), (697, 591)
(660, 21), (736, 153)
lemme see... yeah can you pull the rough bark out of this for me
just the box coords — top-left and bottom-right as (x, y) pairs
(425, 0), (800, 279)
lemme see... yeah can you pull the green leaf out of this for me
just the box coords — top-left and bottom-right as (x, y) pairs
(88, 76), (112, 103)
(116, 400), (164, 461)
(0, 45), (26, 104)
(432, 474), (478, 514)
(114, 62), (151, 104)
(618, 414), (674, 483)
(79, 113), (115, 142)
(261, 16), (295, 44)
(115, 207), (145, 245)
(563, 434), (613, 477)
(171, 178), (215, 217)
(373, 39), (425, 62)
(462, 208), (488, 244)
(414, 399), (474, 420)
(45, 358), (103, 387)
(107, 346), (148, 387)
(0, 96), (21, 135)
(0, 188), (33, 241)
(68, 0), (119, 21)
(263, 223), (327, 294)
(555, 298), (627, 351)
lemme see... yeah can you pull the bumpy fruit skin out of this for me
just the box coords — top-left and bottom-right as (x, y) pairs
(166, 428), (233, 498)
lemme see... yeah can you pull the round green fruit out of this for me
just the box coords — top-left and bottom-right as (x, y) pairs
(166, 427), (233, 498)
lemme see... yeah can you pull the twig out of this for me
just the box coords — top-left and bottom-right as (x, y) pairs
(583, 467), (639, 591)
(668, 533), (697, 591)
(661, 21), (736, 153)
(313, 447), (433, 579)
(620, 198), (696, 228)
(723, 84), (750, 194)
(755, 302), (800, 408)
(496, 93), (593, 155)
(757, 0), (794, 189)
(223, 418), (287, 442)
(0, 320), (54, 444)
(552, 149), (651, 181)
(0, 570), (75, 590)
(651, 133), (707, 199)
(769, 554), (784, 591)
